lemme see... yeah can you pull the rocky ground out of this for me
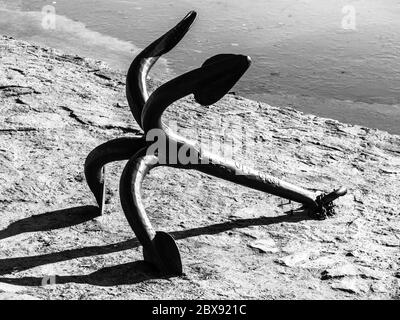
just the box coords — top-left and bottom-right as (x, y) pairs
(0, 35), (399, 300)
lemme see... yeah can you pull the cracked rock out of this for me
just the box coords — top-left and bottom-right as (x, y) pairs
(275, 249), (320, 267)
(248, 238), (279, 253)
(330, 278), (369, 294)
(321, 264), (359, 280)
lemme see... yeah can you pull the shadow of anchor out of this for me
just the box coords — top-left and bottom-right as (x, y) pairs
(0, 205), (311, 286)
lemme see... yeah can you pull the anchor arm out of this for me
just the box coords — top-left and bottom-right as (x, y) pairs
(126, 11), (197, 127)
(84, 136), (147, 214)
(119, 148), (183, 275)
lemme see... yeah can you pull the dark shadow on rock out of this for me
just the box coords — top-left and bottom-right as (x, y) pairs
(0, 205), (100, 240)
(0, 261), (160, 287)
(171, 210), (311, 241)
(0, 208), (311, 285)
(0, 238), (139, 276)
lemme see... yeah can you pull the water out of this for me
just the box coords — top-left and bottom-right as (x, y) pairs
(1, 0), (399, 134)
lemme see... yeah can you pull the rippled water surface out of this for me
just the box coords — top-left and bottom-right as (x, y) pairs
(1, 0), (399, 133)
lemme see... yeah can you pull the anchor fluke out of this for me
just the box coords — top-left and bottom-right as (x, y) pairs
(143, 231), (183, 275)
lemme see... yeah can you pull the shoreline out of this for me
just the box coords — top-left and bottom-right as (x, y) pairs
(2, 29), (399, 137)
(247, 92), (400, 136)
(0, 35), (399, 300)
(1, 4), (399, 135)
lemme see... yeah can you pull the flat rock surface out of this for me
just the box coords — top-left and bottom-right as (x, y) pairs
(0, 35), (399, 299)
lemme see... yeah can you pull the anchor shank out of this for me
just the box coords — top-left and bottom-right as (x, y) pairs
(190, 152), (318, 207)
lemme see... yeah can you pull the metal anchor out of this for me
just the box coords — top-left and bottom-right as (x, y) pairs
(84, 11), (347, 275)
